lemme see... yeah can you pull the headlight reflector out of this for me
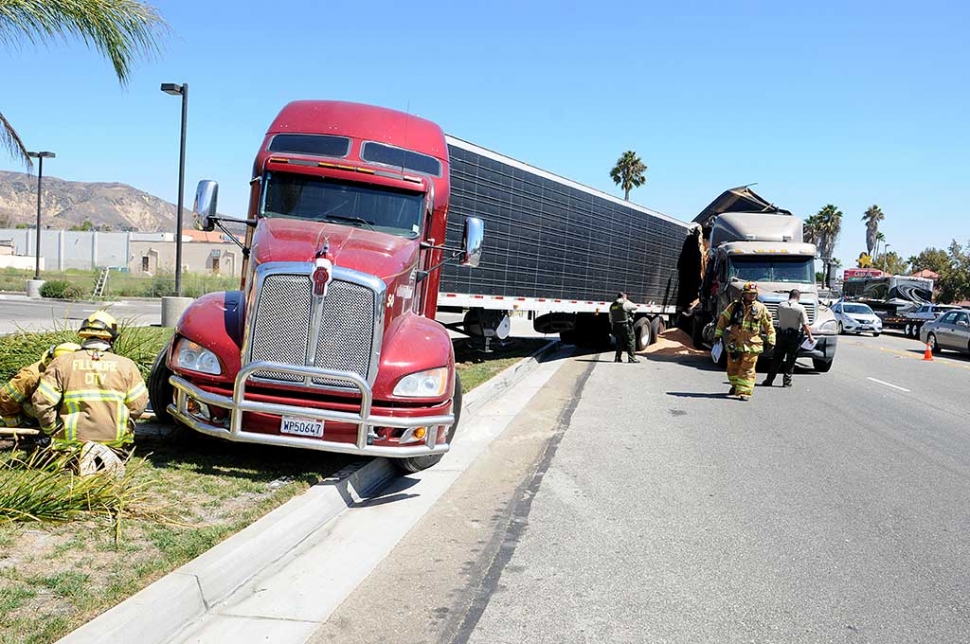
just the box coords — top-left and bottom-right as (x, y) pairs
(393, 367), (448, 398)
(174, 339), (222, 375)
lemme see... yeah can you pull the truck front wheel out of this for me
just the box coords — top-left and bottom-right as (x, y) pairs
(691, 316), (706, 350)
(812, 358), (834, 373)
(395, 374), (463, 474)
(148, 347), (175, 425)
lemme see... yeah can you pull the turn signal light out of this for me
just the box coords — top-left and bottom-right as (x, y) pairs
(414, 427), (427, 440)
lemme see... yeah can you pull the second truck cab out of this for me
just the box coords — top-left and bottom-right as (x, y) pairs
(693, 212), (839, 372)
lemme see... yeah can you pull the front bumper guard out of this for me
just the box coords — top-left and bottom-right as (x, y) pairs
(168, 361), (454, 458)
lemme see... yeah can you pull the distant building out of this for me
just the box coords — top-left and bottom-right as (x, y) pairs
(0, 228), (242, 277)
(911, 269), (939, 280)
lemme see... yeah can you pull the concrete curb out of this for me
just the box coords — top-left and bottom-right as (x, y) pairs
(462, 339), (560, 419)
(58, 459), (397, 644)
(58, 338), (561, 644)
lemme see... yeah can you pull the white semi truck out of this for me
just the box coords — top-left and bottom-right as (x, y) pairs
(680, 187), (840, 372)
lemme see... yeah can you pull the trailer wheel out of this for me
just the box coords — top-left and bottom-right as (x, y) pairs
(904, 323), (913, 338)
(148, 346), (175, 425)
(395, 375), (463, 474)
(634, 318), (652, 351)
(650, 317), (664, 344)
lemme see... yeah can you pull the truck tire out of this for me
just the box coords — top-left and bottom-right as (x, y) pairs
(691, 316), (706, 350)
(904, 322), (914, 338)
(634, 318), (652, 351)
(148, 346), (176, 425)
(395, 374), (463, 474)
(650, 317), (664, 344)
(812, 358), (833, 373)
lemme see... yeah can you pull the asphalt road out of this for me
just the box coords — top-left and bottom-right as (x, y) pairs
(0, 295), (161, 334)
(317, 330), (970, 644)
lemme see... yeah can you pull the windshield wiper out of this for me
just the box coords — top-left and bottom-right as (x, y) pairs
(321, 215), (377, 231)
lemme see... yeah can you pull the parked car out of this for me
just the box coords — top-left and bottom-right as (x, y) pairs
(920, 309), (970, 356)
(831, 301), (882, 336)
(903, 304), (961, 338)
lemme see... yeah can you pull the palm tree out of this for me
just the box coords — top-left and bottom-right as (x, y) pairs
(873, 231), (886, 259)
(862, 204), (884, 257)
(609, 151), (647, 201)
(0, 0), (167, 166)
(813, 204), (843, 287)
(803, 213), (820, 246)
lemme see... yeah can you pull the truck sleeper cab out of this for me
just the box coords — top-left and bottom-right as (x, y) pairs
(149, 101), (483, 472)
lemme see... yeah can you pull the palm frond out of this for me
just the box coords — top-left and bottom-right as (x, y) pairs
(0, 109), (31, 167)
(0, 0), (169, 85)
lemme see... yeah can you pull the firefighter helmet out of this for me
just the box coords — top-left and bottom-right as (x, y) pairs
(42, 342), (82, 367)
(742, 282), (759, 294)
(79, 311), (119, 341)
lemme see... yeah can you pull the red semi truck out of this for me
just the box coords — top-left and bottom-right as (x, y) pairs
(149, 100), (483, 473)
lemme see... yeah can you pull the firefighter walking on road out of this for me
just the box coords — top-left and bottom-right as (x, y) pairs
(714, 282), (775, 401)
(0, 342), (81, 428)
(609, 292), (640, 363)
(31, 312), (147, 456)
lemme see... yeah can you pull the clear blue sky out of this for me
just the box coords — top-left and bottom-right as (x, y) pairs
(3, 0), (968, 267)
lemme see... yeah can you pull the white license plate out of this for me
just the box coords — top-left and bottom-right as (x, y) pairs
(281, 415), (325, 438)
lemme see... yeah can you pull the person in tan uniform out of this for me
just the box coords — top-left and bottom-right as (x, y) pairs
(714, 282), (775, 401)
(0, 342), (81, 428)
(32, 312), (147, 449)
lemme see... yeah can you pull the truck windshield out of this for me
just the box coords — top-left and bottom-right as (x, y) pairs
(728, 257), (814, 283)
(261, 172), (425, 239)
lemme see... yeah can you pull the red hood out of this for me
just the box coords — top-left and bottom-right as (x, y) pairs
(251, 218), (419, 284)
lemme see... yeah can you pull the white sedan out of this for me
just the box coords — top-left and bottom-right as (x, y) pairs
(831, 301), (882, 336)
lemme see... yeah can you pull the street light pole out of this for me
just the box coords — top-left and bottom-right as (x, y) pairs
(161, 82), (188, 297)
(26, 151), (56, 280)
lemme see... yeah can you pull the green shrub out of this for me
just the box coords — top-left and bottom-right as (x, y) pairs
(39, 280), (71, 299)
(0, 323), (173, 382)
(61, 285), (85, 300)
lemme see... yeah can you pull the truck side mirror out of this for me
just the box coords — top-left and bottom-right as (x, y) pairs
(461, 217), (484, 268)
(193, 180), (219, 232)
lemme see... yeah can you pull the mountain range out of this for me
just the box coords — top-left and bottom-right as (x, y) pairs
(0, 170), (183, 232)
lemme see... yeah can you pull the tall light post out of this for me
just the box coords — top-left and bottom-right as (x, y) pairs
(160, 82), (188, 297)
(26, 151), (55, 280)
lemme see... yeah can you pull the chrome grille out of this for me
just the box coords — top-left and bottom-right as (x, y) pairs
(312, 280), (377, 388)
(251, 274), (312, 381)
(763, 301), (816, 325)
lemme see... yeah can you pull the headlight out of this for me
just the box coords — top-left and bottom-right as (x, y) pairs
(393, 367), (448, 398)
(174, 339), (222, 375)
(819, 320), (839, 333)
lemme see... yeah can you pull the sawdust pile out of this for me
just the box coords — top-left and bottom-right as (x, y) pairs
(643, 328), (709, 358)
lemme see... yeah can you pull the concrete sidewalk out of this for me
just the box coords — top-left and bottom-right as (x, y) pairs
(59, 340), (567, 644)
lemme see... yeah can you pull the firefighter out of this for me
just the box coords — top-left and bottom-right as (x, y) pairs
(0, 342), (81, 428)
(31, 311), (147, 451)
(609, 292), (640, 363)
(714, 282), (775, 401)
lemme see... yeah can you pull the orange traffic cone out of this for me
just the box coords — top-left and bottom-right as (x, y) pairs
(923, 341), (934, 361)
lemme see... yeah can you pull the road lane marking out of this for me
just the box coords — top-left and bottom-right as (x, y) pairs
(866, 346), (970, 373)
(867, 377), (911, 392)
